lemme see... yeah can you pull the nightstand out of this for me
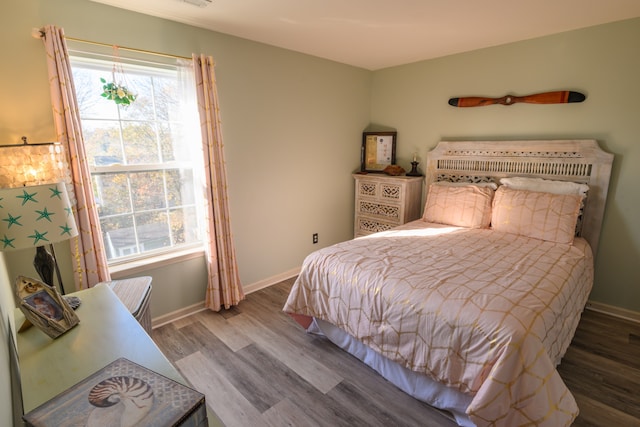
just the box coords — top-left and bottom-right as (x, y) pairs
(353, 173), (423, 237)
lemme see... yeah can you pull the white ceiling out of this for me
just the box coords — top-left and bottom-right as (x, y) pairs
(91, 0), (640, 70)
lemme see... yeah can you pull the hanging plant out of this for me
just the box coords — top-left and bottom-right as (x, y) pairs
(100, 78), (136, 105)
(100, 45), (137, 106)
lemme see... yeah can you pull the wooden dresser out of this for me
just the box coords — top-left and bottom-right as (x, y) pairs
(353, 173), (423, 237)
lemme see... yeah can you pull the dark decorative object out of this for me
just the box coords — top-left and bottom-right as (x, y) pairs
(361, 131), (397, 173)
(33, 246), (55, 289)
(383, 165), (405, 176)
(33, 244), (81, 310)
(448, 90), (586, 107)
(406, 161), (422, 177)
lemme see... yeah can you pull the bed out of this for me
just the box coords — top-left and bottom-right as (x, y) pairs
(283, 140), (613, 427)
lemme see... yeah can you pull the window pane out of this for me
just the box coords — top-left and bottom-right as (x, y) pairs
(154, 76), (179, 121)
(72, 68), (119, 120)
(82, 120), (123, 166)
(102, 215), (138, 259)
(136, 211), (171, 251)
(93, 174), (131, 216)
(118, 74), (155, 121)
(170, 206), (200, 245)
(130, 172), (166, 211)
(121, 121), (160, 164)
(166, 169), (195, 207)
(158, 122), (176, 162)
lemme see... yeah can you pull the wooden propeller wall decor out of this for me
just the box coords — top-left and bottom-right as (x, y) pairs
(448, 91), (586, 107)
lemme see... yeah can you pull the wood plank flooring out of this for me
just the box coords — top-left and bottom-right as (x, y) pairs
(152, 278), (640, 427)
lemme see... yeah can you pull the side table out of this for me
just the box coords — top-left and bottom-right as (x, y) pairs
(98, 276), (153, 334)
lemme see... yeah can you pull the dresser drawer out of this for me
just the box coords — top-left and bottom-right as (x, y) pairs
(353, 174), (423, 238)
(355, 217), (398, 236)
(356, 199), (401, 222)
(356, 180), (403, 202)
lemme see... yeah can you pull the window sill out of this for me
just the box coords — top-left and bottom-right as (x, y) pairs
(109, 247), (206, 279)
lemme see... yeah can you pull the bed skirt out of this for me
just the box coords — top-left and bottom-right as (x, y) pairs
(309, 317), (475, 427)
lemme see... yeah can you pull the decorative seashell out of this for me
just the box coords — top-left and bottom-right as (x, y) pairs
(87, 376), (154, 427)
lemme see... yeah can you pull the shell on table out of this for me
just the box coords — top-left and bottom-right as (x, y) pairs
(87, 376), (154, 427)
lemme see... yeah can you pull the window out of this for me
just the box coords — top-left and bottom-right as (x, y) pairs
(70, 55), (204, 264)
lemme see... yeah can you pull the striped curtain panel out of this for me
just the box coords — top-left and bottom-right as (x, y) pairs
(40, 25), (110, 289)
(192, 54), (244, 311)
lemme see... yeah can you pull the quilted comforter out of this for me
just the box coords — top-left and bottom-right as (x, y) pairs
(283, 220), (593, 426)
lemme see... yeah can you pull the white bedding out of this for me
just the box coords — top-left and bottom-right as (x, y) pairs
(283, 220), (593, 426)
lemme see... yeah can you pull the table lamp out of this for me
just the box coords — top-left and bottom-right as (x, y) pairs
(0, 138), (78, 302)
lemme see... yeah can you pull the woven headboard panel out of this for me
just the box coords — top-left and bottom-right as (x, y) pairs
(425, 140), (613, 255)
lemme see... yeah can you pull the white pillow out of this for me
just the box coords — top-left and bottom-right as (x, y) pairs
(500, 177), (588, 198)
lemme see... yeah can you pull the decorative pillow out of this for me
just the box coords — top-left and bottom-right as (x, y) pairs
(491, 186), (582, 244)
(500, 177), (588, 198)
(423, 183), (494, 228)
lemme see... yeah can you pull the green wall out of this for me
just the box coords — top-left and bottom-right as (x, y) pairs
(0, 0), (371, 318)
(0, 254), (15, 427)
(370, 18), (640, 312)
(0, 0), (638, 324)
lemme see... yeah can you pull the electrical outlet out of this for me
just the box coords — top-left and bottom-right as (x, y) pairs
(313, 233), (318, 244)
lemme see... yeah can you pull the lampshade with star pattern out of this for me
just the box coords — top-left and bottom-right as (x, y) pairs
(0, 183), (78, 252)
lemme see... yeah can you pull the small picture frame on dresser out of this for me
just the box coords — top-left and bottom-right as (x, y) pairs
(15, 276), (79, 339)
(361, 131), (397, 173)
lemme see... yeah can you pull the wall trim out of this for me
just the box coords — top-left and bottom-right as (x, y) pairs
(242, 267), (301, 294)
(152, 301), (207, 329)
(151, 267), (301, 329)
(586, 300), (640, 324)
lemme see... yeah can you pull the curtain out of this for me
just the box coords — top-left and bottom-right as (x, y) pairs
(41, 25), (110, 289)
(192, 54), (244, 311)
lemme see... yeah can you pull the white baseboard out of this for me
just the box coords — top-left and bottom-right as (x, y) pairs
(242, 267), (300, 294)
(585, 300), (640, 323)
(151, 301), (207, 329)
(150, 267), (301, 329)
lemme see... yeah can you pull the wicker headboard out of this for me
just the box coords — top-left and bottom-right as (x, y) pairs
(425, 140), (613, 255)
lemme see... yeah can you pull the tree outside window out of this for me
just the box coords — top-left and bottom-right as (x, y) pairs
(70, 56), (204, 263)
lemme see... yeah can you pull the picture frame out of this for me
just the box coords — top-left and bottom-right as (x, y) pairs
(15, 276), (79, 339)
(361, 131), (397, 173)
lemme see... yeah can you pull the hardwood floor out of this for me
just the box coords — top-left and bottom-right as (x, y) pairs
(152, 278), (640, 427)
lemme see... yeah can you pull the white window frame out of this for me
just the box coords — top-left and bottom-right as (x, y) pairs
(70, 53), (206, 269)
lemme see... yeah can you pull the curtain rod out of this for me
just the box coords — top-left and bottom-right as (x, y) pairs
(0, 137), (59, 148)
(64, 35), (192, 61)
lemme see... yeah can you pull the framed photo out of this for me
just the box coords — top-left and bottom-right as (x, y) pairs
(361, 131), (397, 172)
(15, 276), (79, 339)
